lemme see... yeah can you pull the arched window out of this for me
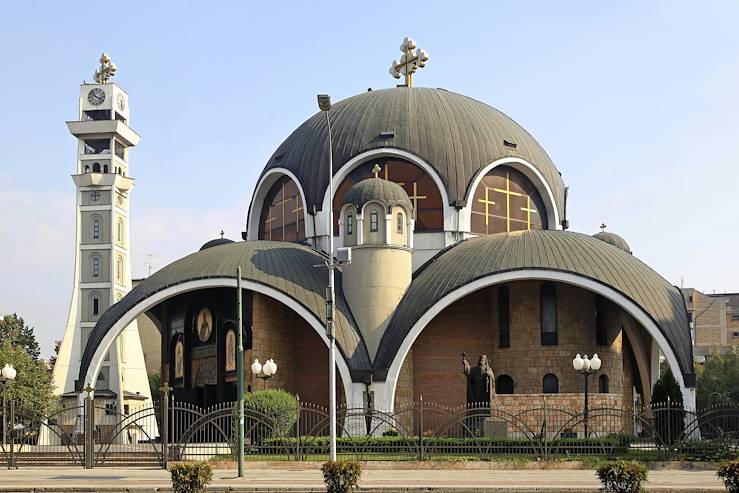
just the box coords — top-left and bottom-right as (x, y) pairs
(498, 285), (510, 348)
(84, 164), (90, 173)
(543, 373), (559, 394)
(540, 282), (557, 345)
(257, 175), (306, 242)
(117, 218), (124, 242)
(496, 374), (514, 394)
(596, 295), (608, 346)
(90, 292), (100, 317)
(369, 210), (379, 232)
(396, 212), (404, 234)
(599, 374), (609, 393)
(92, 255), (101, 278)
(92, 162), (101, 173)
(92, 217), (101, 240)
(116, 256), (123, 282)
(103, 164), (109, 173)
(347, 213), (354, 235)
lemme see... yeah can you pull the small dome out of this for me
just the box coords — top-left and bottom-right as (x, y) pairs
(199, 237), (235, 251)
(592, 231), (632, 254)
(344, 177), (412, 212)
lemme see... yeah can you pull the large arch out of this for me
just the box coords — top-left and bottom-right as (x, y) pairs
(382, 270), (695, 412)
(81, 278), (355, 405)
(246, 168), (311, 241)
(462, 157), (562, 231)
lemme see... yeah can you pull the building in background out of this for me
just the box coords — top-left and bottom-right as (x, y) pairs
(683, 288), (739, 361)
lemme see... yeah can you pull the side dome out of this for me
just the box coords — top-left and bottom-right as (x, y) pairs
(259, 87), (566, 219)
(199, 237), (234, 251)
(593, 231), (632, 254)
(344, 177), (412, 211)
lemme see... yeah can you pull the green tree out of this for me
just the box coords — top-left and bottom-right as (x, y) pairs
(696, 349), (739, 409)
(0, 313), (41, 361)
(651, 367), (684, 446)
(148, 371), (163, 398)
(0, 339), (56, 415)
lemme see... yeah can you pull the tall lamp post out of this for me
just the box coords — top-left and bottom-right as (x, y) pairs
(572, 353), (601, 438)
(317, 93), (337, 462)
(1, 364), (17, 467)
(251, 359), (278, 389)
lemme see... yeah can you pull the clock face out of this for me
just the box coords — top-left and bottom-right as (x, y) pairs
(88, 88), (105, 106)
(196, 307), (213, 342)
(116, 93), (126, 112)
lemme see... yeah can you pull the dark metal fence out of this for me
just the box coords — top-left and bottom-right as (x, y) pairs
(1, 397), (738, 468)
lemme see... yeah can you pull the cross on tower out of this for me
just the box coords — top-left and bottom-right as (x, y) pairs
(389, 37), (430, 88)
(600, 223), (607, 232)
(372, 164), (381, 178)
(93, 53), (117, 84)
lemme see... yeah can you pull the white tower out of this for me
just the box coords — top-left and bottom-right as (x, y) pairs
(53, 54), (153, 411)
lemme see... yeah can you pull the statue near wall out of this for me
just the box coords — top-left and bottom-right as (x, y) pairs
(462, 353), (496, 405)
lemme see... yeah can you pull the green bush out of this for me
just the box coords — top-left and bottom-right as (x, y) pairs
(718, 459), (739, 493)
(680, 435), (738, 462)
(321, 460), (362, 493)
(244, 389), (299, 437)
(651, 368), (685, 446)
(595, 460), (648, 493)
(169, 462), (213, 493)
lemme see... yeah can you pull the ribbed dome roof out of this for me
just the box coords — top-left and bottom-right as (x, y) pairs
(199, 237), (234, 251)
(344, 177), (412, 211)
(260, 87), (565, 219)
(593, 231), (632, 254)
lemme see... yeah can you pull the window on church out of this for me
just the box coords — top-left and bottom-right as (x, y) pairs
(116, 256), (123, 282)
(84, 139), (110, 155)
(599, 374), (609, 393)
(103, 164), (109, 173)
(347, 214), (353, 235)
(333, 158), (444, 233)
(370, 211), (379, 232)
(496, 374), (514, 394)
(543, 373), (559, 394)
(92, 162), (101, 173)
(117, 219), (124, 242)
(115, 140), (126, 160)
(84, 165), (90, 173)
(596, 295), (608, 346)
(257, 175), (306, 242)
(92, 218), (101, 239)
(498, 285), (510, 348)
(92, 297), (99, 316)
(470, 165), (548, 235)
(83, 109), (111, 121)
(540, 282), (557, 345)
(92, 256), (100, 278)
(396, 212), (404, 234)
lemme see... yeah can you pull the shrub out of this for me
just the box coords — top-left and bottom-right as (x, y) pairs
(169, 462), (213, 493)
(321, 460), (362, 493)
(651, 368), (685, 446)
(718, 459), (739, 493)
(595, 460), (648, 493)
(680, 434), (738, 462)
(244, 389), (299, 437)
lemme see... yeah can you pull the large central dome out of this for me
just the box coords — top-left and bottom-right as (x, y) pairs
(259, 87), (565, 217)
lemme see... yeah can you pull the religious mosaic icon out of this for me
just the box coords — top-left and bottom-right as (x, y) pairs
(225, 329), (236, 372)
(174, 340), (184, 379)
(197, 307), (213, 342)
(87, 87), (105, 106)
(194, 360), (217, 386)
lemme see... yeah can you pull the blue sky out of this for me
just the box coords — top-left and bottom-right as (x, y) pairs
(1, 1), (738, 357)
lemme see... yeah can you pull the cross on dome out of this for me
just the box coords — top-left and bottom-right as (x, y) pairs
(372, 164), (382, 178)
(94, 52), (117, 84)
(600, 222), (607, 232)
(389, 37), (429, 88)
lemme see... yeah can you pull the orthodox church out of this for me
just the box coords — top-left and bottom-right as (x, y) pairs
(73, 40), (695, 414)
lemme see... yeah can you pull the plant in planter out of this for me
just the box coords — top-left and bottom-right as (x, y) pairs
(321, 460), (362, 493)
(595, 460), (647, 493)
(718, 459), (739, 493)
(169, 462), (213, 493)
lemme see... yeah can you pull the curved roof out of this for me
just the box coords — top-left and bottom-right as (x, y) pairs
(593, 231), (632, 254)
(344, 177), (413, 212)
(78, 241), (371, 389)
(260, 87), (565, 217)
(199, 237), (235, 251)
(374, 230), (694, 383)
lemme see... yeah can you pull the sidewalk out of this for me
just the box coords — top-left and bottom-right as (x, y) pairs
(0, 467), (726, 492)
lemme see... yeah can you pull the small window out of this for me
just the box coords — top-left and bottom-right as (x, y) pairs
(93, 297), (100, 316)
(396, 212), (403, 234)
(92, 256), (100, 278)
(370, 210), (379, 232)
(116, 256), (123, 282)
(103, 164), (109, 173)
(540, 282), (557, 345)
(732, 315), (739, 321)
(115, 140), (125, 160)
(688, 295), (693, 303)
(84, 164), (90, 173)
(596, 295), (608, 346)
(599, 374), (609, 393)
(92, 162), (101, 173)
(117, 219), (123, 242)
(84, 139), (110, 155)
(732, 331), (739, 337)
(688, 312), (693, 323)
(498, 285), (510, 348)
(543, 373), (559, 394)
(496, 374), (514, 394)
(92, 218), (101, 239)
(347, 214), (353, 235)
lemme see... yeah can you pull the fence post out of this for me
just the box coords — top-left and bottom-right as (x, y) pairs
(84, 387), (95, 469)
(160, 385), (172, 469)
(8, 399), (15, 469)
(666, 396), (672, 448)
(543, 395), (548, 462)
(418, 395), (424, 461)
(295, 397), (301, 461)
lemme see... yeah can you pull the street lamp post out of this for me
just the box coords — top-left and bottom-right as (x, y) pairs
(317, 93), (338, 462)
(1, 364), (17, 468)
(251, 359), (278, 389)
(572, 353), (601, 438)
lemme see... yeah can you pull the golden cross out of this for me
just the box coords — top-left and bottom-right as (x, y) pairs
(383, 165), (405, 186)
(372, 164), (381, 178)
(292, 200), (304, 236)
(407, 182), (427, 220)
(94, 53), (117, 84)
(264, 206), (276, 240)
(492, 172), (523, 232)
(389, 37), (430, 88)
(477, 186), (496, 228)
(520, 196), (538, 231)
(272, 182), (293, 239)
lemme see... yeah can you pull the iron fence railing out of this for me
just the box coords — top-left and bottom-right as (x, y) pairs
(1, 397), (738, 468)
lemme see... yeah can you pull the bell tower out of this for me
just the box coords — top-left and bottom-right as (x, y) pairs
(52, 54), (153, 409)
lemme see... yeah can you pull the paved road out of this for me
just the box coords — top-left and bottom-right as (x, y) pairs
(0, 467), (726, 492)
